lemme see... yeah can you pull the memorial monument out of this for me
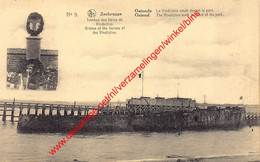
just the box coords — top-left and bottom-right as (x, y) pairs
(6, 12), (58, 90)
(26, 12), (44, 60)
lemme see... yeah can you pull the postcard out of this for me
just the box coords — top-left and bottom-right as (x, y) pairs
(0, 0), (259, 161)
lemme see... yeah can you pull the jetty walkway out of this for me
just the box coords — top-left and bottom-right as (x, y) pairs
(0, 102), (259, 126)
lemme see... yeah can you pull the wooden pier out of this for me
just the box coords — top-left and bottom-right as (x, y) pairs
(0, 102), (100, 122)
(1, 101), (259, 126)
(246, 112), (260, 119)
(246, 112), (260, 126)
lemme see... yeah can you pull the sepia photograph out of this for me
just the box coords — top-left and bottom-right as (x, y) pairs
(6, 12), (58, 91)
(0, 0), (259, 161)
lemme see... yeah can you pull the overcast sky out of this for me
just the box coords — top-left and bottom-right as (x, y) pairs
(0, 0), (259, 104)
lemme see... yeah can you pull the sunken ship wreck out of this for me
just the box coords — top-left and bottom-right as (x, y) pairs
(17, 97), (247, 133)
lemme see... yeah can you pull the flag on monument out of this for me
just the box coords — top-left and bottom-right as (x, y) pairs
(240, 96), (243, 100)
(138, 73), (142, 78)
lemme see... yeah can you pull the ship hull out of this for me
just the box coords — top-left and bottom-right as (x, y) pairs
(17, 107), (247, 133)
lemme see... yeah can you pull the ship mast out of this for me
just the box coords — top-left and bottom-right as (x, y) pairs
(138, 71), (144, 97)
(141, 71), (144, 97)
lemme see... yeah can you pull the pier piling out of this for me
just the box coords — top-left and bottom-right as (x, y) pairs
(35, 104), (38, 116)
(27, 104), (31, 115)
(57, 105), (61, 116)
(78, 106), (81, 116)
(42, 104), (46, 115)
(19, 103), (23, 117)
(84, 106), (87, 116)
(2, 102), (7, 122)
(11, 102), (15, 122)
(49, 104), (53, 116)
(64, 105), (68, 116)
(71, 105), (74, 116)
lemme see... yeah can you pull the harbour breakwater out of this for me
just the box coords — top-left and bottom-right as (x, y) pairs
(17, 106), (248, 133)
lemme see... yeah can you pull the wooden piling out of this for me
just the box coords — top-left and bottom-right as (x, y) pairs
(2, 102), (6, 122)
(78, 106), (81, 116)
(42, 104), (46, 115)
(64, 105), (67, 116)
(19, 103), (23, 117)
(86, 107), (89, 115)
(84, 106), (87, 116)
(49, 104), (53, 116)
(57, 105), (61, 116)
(11, 102), (15, 122)
(27, 104), (31, 115)
(35, 104), (38, 116)
(71, 105), (74, 116)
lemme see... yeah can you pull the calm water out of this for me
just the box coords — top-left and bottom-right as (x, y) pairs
(1, 122), (259, 162)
